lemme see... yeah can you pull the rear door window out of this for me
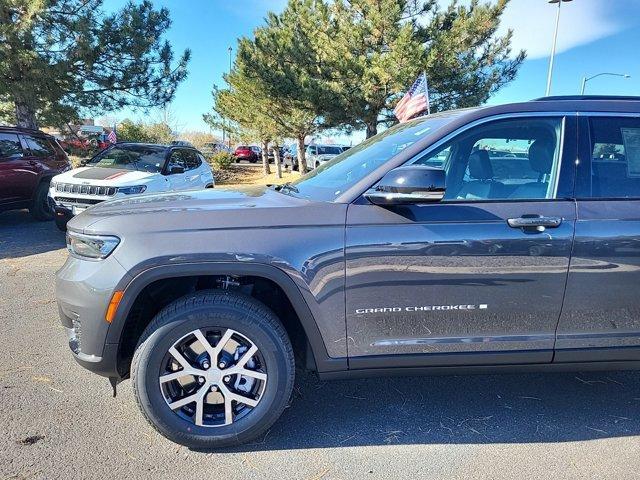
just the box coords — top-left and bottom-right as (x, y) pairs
(184, 150), (201, 170)
(0, 133), (23, 158)
(24, 135), (55, 157)
(586, 116), (640, 198)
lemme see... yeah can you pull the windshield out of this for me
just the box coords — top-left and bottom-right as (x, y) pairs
(314, 146), (343, 155)
(87, 145), (167, 173)
(288, 114), (461, 201)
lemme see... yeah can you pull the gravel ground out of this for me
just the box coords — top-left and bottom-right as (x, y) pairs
(1, 209), (640, 480)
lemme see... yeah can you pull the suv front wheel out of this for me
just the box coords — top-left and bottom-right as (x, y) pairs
(30, 180), (54, 221)
(131, 290), (295, 449)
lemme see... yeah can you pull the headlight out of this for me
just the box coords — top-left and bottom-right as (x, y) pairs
(117, 185), (147, 195)
(66, 232), (120, 259)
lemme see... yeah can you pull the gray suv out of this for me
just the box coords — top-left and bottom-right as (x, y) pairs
(56, 96), (640, 448)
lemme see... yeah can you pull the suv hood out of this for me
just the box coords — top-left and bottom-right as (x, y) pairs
(68, 186), (345, 235)
(54, 166), (157, 186)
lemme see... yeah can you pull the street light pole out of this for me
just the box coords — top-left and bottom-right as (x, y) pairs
(581, 72), (631, 95)
(545, 0), (572, 97)
(227, 46), (232, 149)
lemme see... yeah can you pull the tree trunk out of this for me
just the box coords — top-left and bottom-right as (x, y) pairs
(261, 139), (271, 175)
(296, 135), (307, 175)
(273, 143), (282, 179)
(15, 101), (38, 129)
(365, 121), (378, 139)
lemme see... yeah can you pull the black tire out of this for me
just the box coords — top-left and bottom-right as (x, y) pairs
(55, 215), (68, 232)
(29, 181), (54, 221)
(132, 290), (295, 449)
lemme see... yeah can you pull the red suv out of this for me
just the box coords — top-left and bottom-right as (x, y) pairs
(0, 127), (71, 220)
(233, 145), (259, 163)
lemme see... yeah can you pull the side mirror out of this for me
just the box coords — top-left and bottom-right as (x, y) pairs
(80, 159), (90, 166)
(169, 165), (185, 175)
(364, 165), (446, 206)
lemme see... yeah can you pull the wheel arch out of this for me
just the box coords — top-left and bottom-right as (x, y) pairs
(108, 261), (346, 377)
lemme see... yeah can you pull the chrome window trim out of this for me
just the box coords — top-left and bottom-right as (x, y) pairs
(350, 111), (576, 203)
(577, 111), (640, 118)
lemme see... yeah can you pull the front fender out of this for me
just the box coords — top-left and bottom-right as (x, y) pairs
(107, 260), (347, 374)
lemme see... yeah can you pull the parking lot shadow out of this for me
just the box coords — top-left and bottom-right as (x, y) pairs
(221, 369), (640, 452)
(0, 210), (66, 259)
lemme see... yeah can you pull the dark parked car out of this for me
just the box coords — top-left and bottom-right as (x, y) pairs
(57, 96), (640, 449)
(233, 145), (259, 163)
(0, 126), (70, 220)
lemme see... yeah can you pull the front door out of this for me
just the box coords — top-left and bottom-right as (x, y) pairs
(0, 132), (34, 206)
(166, 149), (189, 191)
(346, 115), (577, 367)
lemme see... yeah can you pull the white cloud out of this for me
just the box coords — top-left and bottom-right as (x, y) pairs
(496, 0), (633, 59)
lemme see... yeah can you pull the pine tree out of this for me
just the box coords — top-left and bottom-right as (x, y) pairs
(328, 0), (526, 137)
(0, 0), (190, 128)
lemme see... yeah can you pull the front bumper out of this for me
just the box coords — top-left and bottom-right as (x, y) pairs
(56, 253), (130, 378)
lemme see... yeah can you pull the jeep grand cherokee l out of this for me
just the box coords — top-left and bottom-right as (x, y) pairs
(0, 127), (70, 220)
(56, 96), (640, 449)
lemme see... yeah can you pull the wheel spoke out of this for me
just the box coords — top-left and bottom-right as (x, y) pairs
(228, 366), (266, 382)
(223, 393), (233, 425)
(236, 344), (258, 368)
(194, 389), (208, 426)
(227, 391), (259, 408)
(214, 328), (235, 357)
(241, 369), (267, 382)
(192, 329), (216, 358)
(168, 391), (202, 410)
(159, 370), (196, 384)
(168, 346), (193, 370)
(219, 383), (259, 408)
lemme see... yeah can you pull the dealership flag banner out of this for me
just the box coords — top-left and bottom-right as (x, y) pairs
(394, 72), (430, 123)
(107, 126), (117, 143)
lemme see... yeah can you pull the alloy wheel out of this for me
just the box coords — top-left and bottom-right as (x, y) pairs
(159, 327), (267, 427)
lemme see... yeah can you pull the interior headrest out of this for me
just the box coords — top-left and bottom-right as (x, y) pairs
(467, 150), (493, 180)
(528, 139), (555, 174)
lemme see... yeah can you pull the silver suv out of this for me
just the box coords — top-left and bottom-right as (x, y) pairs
(56, 96), (640, 449)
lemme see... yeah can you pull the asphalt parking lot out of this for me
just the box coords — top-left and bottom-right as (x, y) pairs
(1, 210), (640, 479)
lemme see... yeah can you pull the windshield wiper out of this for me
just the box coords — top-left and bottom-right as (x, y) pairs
(276, 182), (299, 194)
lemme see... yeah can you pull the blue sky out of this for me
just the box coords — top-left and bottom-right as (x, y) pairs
(103, 0), (640, 140)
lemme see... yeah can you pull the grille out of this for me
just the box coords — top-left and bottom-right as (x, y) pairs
(55, 183), (117, 196)
(54, 196), (103, 205)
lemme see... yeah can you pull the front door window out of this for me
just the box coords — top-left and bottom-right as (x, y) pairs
(413, 117), (563, 201)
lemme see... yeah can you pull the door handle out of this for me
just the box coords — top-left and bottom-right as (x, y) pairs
(507, 215), (562, 231)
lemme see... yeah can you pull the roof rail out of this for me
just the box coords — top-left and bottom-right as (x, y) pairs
(532, 95), (640, 102)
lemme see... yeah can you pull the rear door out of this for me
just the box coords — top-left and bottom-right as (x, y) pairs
(346, 114), (577, 367)
(556, 114), (640, 362)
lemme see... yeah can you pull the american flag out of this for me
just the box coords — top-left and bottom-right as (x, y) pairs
(107, 127), (117, 144)
(394, 73), (430, 123)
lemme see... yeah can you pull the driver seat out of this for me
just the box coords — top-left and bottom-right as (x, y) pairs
(457, 150), (501, 200)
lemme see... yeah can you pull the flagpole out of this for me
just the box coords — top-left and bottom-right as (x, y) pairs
(422, 71), (430, 115)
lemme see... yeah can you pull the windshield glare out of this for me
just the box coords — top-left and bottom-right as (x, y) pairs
(290, 114), (460, 201)
(88, 145), (167, 173)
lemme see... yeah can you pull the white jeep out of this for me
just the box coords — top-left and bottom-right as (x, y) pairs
(49, 142), (214, 230)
